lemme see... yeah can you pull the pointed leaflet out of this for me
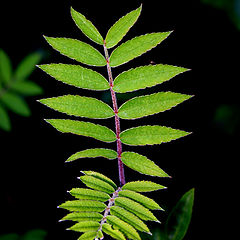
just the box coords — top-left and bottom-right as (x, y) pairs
(102, 223), (126, 240)
(120, 125), (190, 146)
(122, 181), (166, 192)
(0, 49), (12, 83)
(68, 221), (100, 232)
(115, 197), (158, 222)
(11, 81), (43, 96)
(0, 104), (11, 131)
(119, 190), (163, 210)
(118, 92), (192, 119)
(46, 119), (116, 143)
(109, 32), (172, 67)
(78, 231), (99, 240)
(38, 64), (109, 91)
(165, 189), (194, 240)
(121, 151), (169, 177)
(105, 5), (142, 49)
(66, 148), (117, 162)
(106, 215), (141, 240)
(113, 64), (189, 93)
(40, 95), (114, 119)
(44, 37), (106, 66)
(71, 7), (103, 45)
(61, 212), (103, 222)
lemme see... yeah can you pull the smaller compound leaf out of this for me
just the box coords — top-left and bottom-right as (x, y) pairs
(105, 5), (142, 49)
(113, 64), (189, 93)
(118, 92), (193, 119)
(102, 223), (126, 240)
(38, 64), (109, 91)
(0, 104), (11, 131)
(106, 215), (141, 240)
(119, 190), (163, 210)
(120, 125), (190, 146)
(69, 188), (110, 202)
(11, 81), (43, 96)
(39, 95), (114, 119)
(45, 119), (116, 143)
(44, 37), (106, 66)
(109, 32), (172, 67)
(60, 212), (103, 222)
(110, 206), (150, 233)
(66, 148), (117, 162)
(78, 231), (98, 240)
(59, 200), (106, 212)
(68, 221), (100, 232)
(115, 197), (158, 222)
(0, 49), (12, 83)
(122, 181), (166, 192)
(121, 151), (169, 177)
(71, 7), (103, 45)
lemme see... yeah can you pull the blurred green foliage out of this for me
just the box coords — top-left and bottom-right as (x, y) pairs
(0, 229), (47, 240)
(0, 49), (43, 131)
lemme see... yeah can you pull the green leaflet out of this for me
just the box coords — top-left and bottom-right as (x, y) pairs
(113, 64), (189, 93)
(68, 221), (100, 232)
(119, 190), (163, 210)
(71, 7), (103, 45)
(66, 148), (117, 162)
(44, 37), (106, 66)
(121, 151), (169, 177)
(11, 81), (43, 96)
(0, 49), (12, 83)
(45, 119), (116, 143)
(115, 197), (158, 222)
(105, 5), (142, 49)
(109, 32), (172, 67)
(78, 231), (98, 240)
(110, 206), (150, 233)
(60, 212), (103, 222)
(39, 95), (114, 119)
(0, 104), (10, 131)
(118, 92), (193, 119)
(102, 223), (126, 240)
(59, 200), (106, 212)
(106, 215), (141, 240)
(38, 64), (109, 91)
(122, 181), (166, 192)
(120, 125), (190, 146)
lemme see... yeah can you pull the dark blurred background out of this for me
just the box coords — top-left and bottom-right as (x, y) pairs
(0, 0), (238, 239)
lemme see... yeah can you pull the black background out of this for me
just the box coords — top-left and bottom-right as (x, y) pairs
(0, 0), (238, 239)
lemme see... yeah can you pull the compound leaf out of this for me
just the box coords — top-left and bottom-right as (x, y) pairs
(71, 7), (103, 45)
(0, 104), (11, 131)
(45, 119), (116, 143)
(121, 151), (169, 177)
(44, 37), (106, 66)
(113, 64), (189, 93)
(109, 32), (172, 67)
(105, 5), (142, 49)
(61, 212), (103, 222)
(102, 223), (126, 240)
(38, 64), (109, 91)
(120, 125), (190, 146)
(39, 95), (114, 119)
(118, 92), (192, 119)
(0, 49), (12, 83)
(11, 81), (43, 96)
(68, 221), (100, 232)
(122, 181), (166, 192)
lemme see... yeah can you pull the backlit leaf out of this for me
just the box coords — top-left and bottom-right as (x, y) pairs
(45, 119), (116, 143)
(102, 223), (126, 240)
(60, 212), (103, 222)
(78, 231), (98, 240)
(109, 32), (172, 67)
(11, 81), (43, 96)
(0, 49), (12, 83)
(0, 104), (11, 131)
(122, 181), (166, 192)
(68, 221), (100, 232)
(44, 37), (106, 66)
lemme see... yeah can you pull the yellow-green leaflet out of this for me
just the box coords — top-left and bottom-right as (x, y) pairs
(122, 180), (166, 192)
(102, 223), (126, 240)
(69, 221), (100, 232)
(60, 212), (103, 222)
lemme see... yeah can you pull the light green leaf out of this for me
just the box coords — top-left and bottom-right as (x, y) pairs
(107, 215), (141, 240)
(40, 95), (114, 119)
(110, 206), (150, 233)
(109, 32), (172, 67)
(102, 223), (126, 240)
(120, 125), (190, 146)
(165, 188), (194, 240)
(11, 81), (43, 96)
(44, 37), (106, 66)
(59, 200), (106, 212)
(80, 175), (115, 194)
(122, 181), (166, 192)
(0, 92), (30, 116)
(71, 7), (103, 45)
(78, 231), (98, 240)
(0, 49), (12, 83)
(118, 92), (192, 119)
(38, 64), (109, 91)
(69, 221), (100, 232)
(115, 197), (158, 222)
(105, 5), (142, 49)
(69, 188), (110, 202)
(121, 151), (169, 177)
(14, 52), (42, 81)
(113, 64), (189, 93)
(60, 212), (103, 222)
(119, 190), (163, 210)
(0, 104), (11, 131)
(45, 119), (116, 143)
(66, 148), (117, 162)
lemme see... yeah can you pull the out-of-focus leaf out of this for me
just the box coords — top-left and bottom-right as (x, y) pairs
(0, 104), (11, 131)
(0, 49), (12, 84)
(0, 233), (19, 240)
(11, 81), (43, 96)
(21, 229), (47, 240)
